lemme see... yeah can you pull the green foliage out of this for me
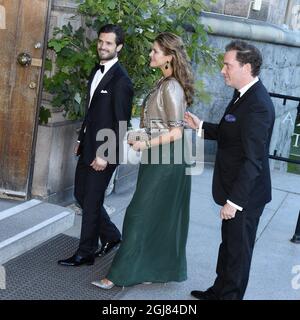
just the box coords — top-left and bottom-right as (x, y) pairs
(44, 24), (96, 120)
(44, 0), (219, 120)
(39, 106), (52, 124)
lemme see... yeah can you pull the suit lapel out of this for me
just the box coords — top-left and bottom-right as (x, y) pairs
(226, 80), (261, 115)
(226, 94), (243, 114)
(91, 62), (120, 102)
(224, 89), (240, 113)
(85, 66), (99, 111)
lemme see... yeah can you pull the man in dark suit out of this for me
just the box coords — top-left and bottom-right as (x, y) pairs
(185, 40), (275, 299)
(58, 24), (133, 267)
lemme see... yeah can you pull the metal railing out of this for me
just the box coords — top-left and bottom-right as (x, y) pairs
(269, 92), (300, 243)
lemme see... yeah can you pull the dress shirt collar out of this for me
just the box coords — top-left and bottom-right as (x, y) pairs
(238, 76), (259, 97)
(99, 56), (118, 75)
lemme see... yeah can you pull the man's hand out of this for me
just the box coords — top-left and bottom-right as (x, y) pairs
(184, 111), (201, 130)
(220, 203), (237, 220)
(128, 140), (147, 151)
(90, 156), (108, 171)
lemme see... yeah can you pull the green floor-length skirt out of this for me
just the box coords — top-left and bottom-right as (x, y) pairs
(107, 141), (191, 286)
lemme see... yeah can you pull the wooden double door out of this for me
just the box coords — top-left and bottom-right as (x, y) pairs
(0, 0), (51, 199)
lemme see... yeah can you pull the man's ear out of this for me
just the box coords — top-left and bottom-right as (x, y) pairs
(244, 63), (252, 75)
(116, 44), (123, 53)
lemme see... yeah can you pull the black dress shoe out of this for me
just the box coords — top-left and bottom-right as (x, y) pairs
(191, 288), (219, 300)
(95, 239), (121, 257)
(58, 254), (94, 266)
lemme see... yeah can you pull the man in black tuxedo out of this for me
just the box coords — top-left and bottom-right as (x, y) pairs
(185, 40), (275, 299)
(58, 24), (133, 267)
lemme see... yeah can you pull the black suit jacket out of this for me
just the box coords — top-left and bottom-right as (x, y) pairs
(203, 80), (275, 210)
(78, 62), (134, 165)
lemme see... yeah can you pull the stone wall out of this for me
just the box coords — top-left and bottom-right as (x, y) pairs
(205, 0), (271, 21)
(50, 0), (82, 33)
(32, 121), (80, 204)
(268, 0), (289, 25)
(204, 0), (300, 28)
(285, 0), (300, 30)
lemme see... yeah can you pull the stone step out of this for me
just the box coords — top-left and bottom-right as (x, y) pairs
(0, 200), (75, 265)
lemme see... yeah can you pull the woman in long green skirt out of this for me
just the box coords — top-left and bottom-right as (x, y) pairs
(92, 32), (194, 289)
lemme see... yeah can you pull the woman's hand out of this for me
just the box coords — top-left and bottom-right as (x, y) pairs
(184, 111), (201, 130)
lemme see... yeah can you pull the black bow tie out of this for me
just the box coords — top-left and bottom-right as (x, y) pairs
(96, 64), (105, 73)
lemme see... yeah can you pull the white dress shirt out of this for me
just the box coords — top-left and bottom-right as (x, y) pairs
(78, 57), (119, 142)
(89, 56), (118, 106)
(197, 77), (259, 212)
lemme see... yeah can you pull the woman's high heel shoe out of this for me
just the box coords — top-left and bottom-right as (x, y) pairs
(91, 279), (115, 290)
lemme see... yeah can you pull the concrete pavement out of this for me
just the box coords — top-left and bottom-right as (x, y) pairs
(64, 164), (300, 300)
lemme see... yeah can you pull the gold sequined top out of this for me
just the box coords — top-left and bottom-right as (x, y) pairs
(141, 77), (186, 132)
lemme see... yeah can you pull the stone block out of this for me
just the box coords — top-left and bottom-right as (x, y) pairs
(31, 121), (80, 205)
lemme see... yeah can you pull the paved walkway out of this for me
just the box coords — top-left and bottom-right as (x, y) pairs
(65, 164), (300, 300)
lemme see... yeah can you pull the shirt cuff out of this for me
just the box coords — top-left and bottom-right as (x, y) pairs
(77, 140), (80, 143)
(196, 121), (204, 137)
(227, 200), (243, 211)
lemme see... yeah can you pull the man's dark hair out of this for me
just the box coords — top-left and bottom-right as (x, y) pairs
(98, 24), (125, 46)
(225, 40), (262, 77)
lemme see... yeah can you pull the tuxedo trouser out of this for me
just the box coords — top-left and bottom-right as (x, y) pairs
(211, 205), (265, 300)
(74, 155), (121, 257)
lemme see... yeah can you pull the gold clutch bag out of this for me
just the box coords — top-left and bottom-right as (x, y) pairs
(127, 129), (149, 142)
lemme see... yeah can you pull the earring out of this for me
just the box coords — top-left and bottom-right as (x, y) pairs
(165, 61), (169, 70)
